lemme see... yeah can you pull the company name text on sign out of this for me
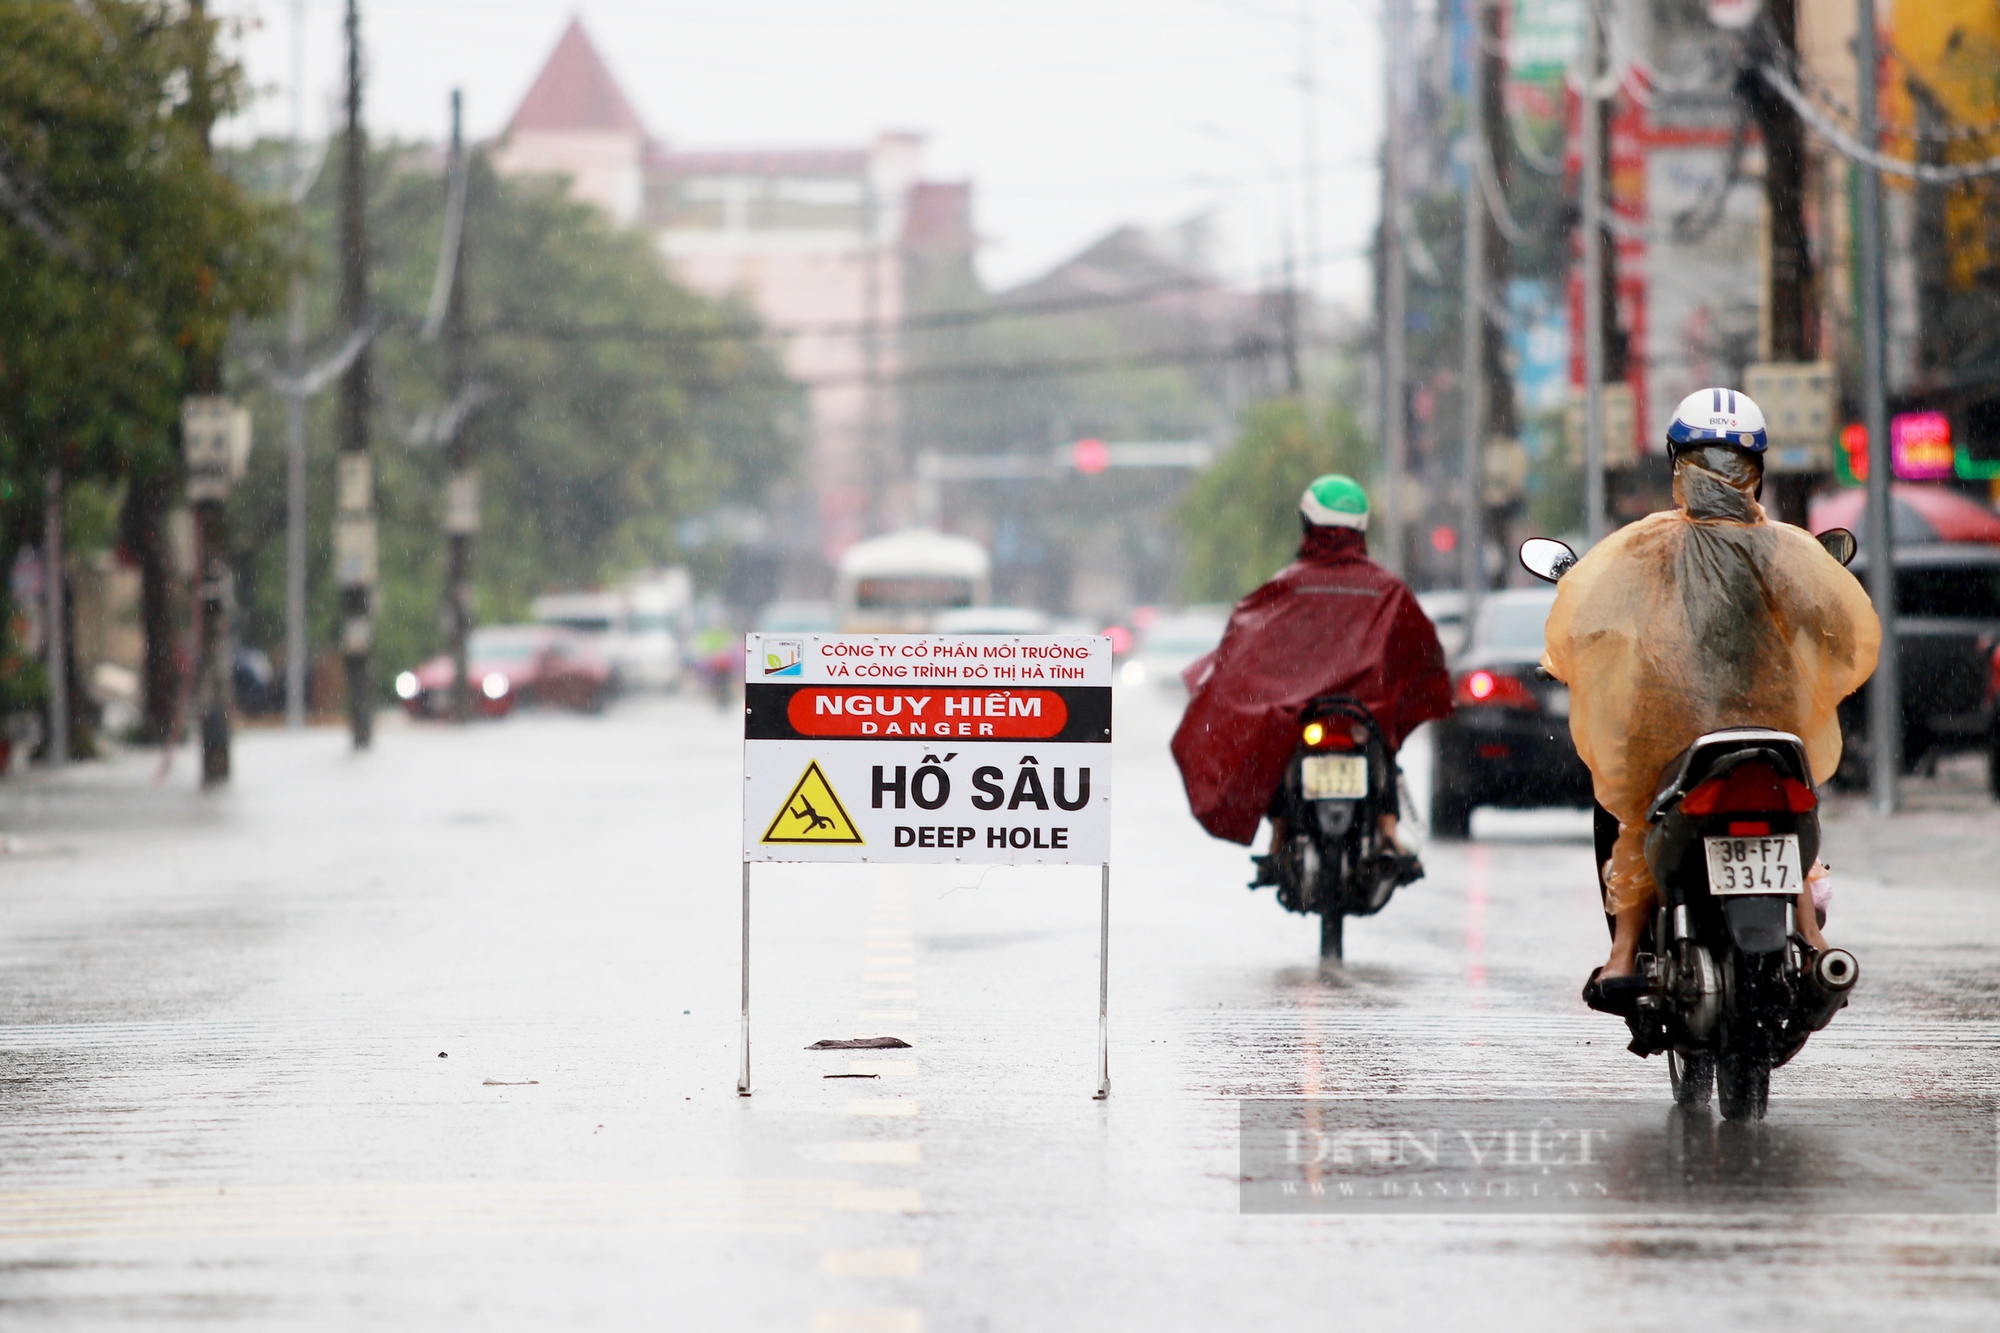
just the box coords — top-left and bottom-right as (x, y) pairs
(742, 634), (1113, 865)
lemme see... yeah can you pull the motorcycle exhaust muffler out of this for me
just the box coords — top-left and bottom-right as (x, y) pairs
(1799, 947), (1859, 1032)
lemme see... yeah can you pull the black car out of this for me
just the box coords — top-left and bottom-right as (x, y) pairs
(1429, 588), (1593, 838)
(1837, 543), (2000, 794)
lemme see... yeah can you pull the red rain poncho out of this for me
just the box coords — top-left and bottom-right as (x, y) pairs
(1171, 526), (1453, 844)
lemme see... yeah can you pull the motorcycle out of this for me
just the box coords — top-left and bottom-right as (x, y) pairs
(1250, 696), (1422, 961)
(1520, 532), (1862, 1121)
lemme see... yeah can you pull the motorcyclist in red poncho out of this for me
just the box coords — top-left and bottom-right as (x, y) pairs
(1172, 475), (1454, 876)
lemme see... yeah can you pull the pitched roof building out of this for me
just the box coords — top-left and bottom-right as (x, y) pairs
(493, 19), (974, 565)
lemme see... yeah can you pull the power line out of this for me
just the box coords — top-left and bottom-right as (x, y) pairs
(1760, 64), (2000, 185)
(477, 242), (1367, 348)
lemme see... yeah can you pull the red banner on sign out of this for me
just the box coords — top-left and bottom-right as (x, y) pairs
(785, 687), (1070, 739)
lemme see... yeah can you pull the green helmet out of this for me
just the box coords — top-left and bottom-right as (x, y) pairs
(1300, 474), (1369, 531)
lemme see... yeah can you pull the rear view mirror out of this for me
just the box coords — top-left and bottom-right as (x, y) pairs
(1817, 527), (1857, 567)
(1519, 538), (1578, 584)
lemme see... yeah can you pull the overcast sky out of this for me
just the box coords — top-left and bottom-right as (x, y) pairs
(214, 0), (1387, 311)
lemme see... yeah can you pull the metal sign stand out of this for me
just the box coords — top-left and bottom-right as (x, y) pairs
(1095, 861), (1111, 1100)
(734, 631), (1114, 1101)
(737, 861), (752, 1096)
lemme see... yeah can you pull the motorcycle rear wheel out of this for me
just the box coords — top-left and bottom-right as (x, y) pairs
(1716, 1038), (1770, 1121)
(1319, 910), (1344, 960)
(1669, 1049), (1715, 1111)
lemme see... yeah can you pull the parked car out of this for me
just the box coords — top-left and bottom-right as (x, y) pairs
(1836, 542), (2000, 794)
(1414, 589), (1470, 660)
(617, 569), (690, 691)
(396, 625), (612, 719)
(1123, 605), (1229, 692)
(531, 588), (681, 694)
(1428, 587), (1592, 837)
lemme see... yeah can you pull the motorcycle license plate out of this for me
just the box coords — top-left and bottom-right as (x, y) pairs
(1302, 754), (1368, 800)
(1703, 834), (1804, 895)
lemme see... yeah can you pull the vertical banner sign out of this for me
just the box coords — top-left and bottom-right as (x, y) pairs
(743, 634), (1113, 864)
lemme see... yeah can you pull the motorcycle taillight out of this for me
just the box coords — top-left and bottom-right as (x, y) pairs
(1679, 761), (1816, 816)
(1302, 719), (1364, 750)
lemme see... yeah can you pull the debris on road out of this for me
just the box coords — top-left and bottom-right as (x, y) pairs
(806, 1037), (912, 1050)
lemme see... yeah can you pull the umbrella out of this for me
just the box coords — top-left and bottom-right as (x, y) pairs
(1807, 484), (2000, 546)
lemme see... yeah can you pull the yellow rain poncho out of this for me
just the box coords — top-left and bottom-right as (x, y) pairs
(1540, 456), (1881, 914)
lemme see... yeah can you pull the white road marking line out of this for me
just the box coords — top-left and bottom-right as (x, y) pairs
(862, 973), (915, 983)
(844, 1099), (919, 1117)
(810, 1310), (922, 1333)
(821, 1248), (923, 1277)
(0, 1180), (907, 1241)
(861, 990), (918, 1001)
(837, 1142), (920, 1164)
(848, 1061), (917, 1077)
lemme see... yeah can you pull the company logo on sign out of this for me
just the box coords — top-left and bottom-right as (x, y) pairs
(785, 688), (1068, 739)
(762, 639), (804, 676)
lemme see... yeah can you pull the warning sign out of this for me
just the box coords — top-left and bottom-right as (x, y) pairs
(760, 761), (864, 845)
(742, 634), (1113, 865)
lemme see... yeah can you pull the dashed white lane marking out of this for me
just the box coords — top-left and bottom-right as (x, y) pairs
(817, 888), (923, 1333)
(0, 1180), (913, 1242)
(837, 1142), (920, 1164)
(809, 1311), (921, 1333)
(821, 1248), (923, 1277)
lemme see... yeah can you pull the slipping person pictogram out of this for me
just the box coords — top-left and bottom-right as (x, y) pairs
(761, 761), (864, 844)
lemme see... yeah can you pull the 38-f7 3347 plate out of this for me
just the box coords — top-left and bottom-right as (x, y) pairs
(1703, 834), (1804, 895)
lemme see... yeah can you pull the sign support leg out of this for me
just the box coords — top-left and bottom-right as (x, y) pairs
(1095, 861), (1111, 1100)
(737, 860), (752, 1096)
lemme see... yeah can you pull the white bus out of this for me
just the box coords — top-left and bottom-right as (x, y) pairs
(836, 528), (991, 633)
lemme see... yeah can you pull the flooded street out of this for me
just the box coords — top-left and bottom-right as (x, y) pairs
(0, 691), (1991, 1329)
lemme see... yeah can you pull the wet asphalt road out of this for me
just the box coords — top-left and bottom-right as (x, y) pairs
(0, 688), (1994, 1329)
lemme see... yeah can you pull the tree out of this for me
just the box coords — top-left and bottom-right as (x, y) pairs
(0, 0), (284, 743)
(1177, 396), (1376, 604)
(225, 143), (799, 690)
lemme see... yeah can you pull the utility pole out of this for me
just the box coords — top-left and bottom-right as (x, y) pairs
(43, 468), (66, 767)
(1297, 0), (1320, 399)
(1457, 0), (1488, 611)
(338, 0), (376, 749)
(1579, 0), (1608, 545)
(1379, 0), (1410, 575)
(1855, 0), (1898, 813)
(443, 89), (479, 724)
(285, 0), (308, 729)
(1744, 0), (1817, 525)
(188, 0), (231, 786)
(1280, 230), (1302, 396)
(860, 174), (883, 533)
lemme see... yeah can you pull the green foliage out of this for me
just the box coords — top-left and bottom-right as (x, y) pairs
(226, 144), (800, 686)
(0, 0), (282, 488)
(1177, 396), (1377, 603)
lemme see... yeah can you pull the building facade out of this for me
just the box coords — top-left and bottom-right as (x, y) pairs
(492, 20), (973, 570)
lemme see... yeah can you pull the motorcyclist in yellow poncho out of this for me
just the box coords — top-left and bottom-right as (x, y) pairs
(1540, 388), (1881, 991)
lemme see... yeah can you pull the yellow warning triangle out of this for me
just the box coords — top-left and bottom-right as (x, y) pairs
(761, 760), (865, 844)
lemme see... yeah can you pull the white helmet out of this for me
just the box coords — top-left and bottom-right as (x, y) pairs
(1666, 387), (1768, 455)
